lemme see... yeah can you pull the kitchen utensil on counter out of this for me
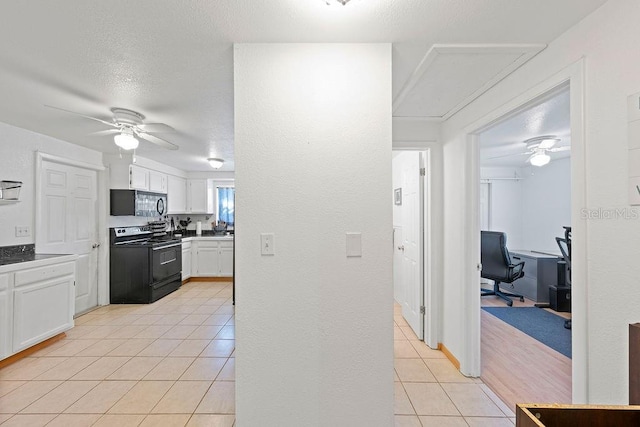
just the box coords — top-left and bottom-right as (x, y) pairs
(179, 217), (192, 228)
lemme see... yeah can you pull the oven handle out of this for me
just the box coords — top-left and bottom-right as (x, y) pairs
(152, 242), (182, 251)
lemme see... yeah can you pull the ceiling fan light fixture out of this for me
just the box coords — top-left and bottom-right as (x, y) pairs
(530, 152), (551, 167)
(323, 0), (351, 5)
(207, 158), (224, 169)
(114, 129), (139, 150)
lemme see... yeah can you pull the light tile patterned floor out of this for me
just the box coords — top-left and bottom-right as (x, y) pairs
(0, 282), (514, 426)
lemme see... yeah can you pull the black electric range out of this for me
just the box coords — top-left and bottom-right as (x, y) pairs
(109, 226), (182, 304)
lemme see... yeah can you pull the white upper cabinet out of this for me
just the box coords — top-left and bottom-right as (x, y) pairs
(187, 179), (214, 213)
(167, 175), (187, 214)
(149, 170), (168, 193)
(129, 165), (150, 191)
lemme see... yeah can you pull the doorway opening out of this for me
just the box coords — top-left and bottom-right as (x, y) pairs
(477, 84), (572, 409)
(392, 149), (437, 347)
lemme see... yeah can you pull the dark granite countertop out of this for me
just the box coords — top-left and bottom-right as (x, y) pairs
(0, 253), (71, 266)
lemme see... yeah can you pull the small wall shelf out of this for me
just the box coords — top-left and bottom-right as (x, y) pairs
(0, 200), (20, 205)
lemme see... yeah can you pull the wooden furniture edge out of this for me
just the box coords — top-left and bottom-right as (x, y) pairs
(438, 342), (461, 370)
(0, 333), (66, 369)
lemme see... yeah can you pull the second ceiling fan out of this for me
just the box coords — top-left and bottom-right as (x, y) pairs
(489, 135), (570, 167)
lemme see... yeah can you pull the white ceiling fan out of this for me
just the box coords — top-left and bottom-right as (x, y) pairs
(45, 106), (179, 151)
(487, 135), (570, 167)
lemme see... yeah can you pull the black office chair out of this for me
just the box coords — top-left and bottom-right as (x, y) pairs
(480, 231), (525, 306)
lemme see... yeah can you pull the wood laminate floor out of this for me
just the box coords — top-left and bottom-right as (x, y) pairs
(480, 294), (572, 413)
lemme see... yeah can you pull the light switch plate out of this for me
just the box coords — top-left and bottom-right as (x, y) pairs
(261, 233), (275, 256)
(346, 232), (362, 257)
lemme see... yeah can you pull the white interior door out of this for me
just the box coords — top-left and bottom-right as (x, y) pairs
(37, 160), (99, 315)
(401, 154), (424, 340)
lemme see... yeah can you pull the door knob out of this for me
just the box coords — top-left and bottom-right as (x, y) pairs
(397, 245), (405, 251)
(92, 243), (101, 249)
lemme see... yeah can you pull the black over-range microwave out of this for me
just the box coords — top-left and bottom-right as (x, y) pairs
(110, 190), (167, 217)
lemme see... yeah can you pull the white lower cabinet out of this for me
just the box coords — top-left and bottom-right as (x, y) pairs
(191, 240), (233, 278)
(182, 241), (192, 280)
(0, 258), (76, 361)
(219, 245), (234, 277)
(12, 262), (75, 353)
(0, 274), (11, 360)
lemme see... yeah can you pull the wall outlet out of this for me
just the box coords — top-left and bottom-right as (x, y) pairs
(15, 226), (30, 237)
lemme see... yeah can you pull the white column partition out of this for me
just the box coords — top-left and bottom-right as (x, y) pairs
(234, 43), (393, 426)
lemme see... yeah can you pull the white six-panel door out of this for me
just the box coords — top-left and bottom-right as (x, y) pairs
(37, 160), (98, 315)
(400, 153), (424, 340)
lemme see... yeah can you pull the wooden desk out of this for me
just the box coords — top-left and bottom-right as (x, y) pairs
(509, 250), (561, 303)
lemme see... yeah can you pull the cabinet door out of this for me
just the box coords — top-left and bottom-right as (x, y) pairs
(219, 247), (234, 277)
(130, 165), (150, 190)
(182, 248), (192, 280)
(0, 274), (10, 360)
(196, 245), (220, 276)
(188, 179), (208, 213)
(149, 171), (167, 193)
(167, 176), (187, 213)
(13, 276), (74, 353)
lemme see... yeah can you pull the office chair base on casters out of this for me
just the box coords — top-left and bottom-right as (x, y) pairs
(481, 283), (525, 307)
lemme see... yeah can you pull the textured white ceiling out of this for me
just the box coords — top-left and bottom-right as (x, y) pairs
(480, 87), (571, 168)
(0, 0), (605, 171)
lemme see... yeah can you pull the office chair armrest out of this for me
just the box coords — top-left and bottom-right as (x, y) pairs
(508, 261), (525, 277)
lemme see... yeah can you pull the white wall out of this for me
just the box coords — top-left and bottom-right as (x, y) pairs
(521, 158), (571, 253)
(234, 44), (393, 426)
(0, 121), (102, 246)
(441, 0), (640, 404)
(481, 167), (524, 249)
(481, 161), (571, 253)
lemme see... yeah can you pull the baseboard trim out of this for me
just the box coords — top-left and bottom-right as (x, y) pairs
(185, 277), (232, 283)
(438, 342), (461, 370)
(0, 333), (67, 370)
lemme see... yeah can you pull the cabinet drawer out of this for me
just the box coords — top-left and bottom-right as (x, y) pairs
(182, 241), (192, 250)
(219, 241), (233, 248)
(0, 274), (8, 292)
(14, 262), (75, 287)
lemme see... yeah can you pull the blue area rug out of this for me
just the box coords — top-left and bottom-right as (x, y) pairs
(482, 307), (571, 358)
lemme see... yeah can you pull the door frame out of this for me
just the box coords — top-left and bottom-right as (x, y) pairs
(34, 151), (108, 309)
(460, 59), (587, 402)
(392, 147), (438, 348)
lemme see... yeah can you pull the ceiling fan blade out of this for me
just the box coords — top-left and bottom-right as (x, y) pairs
(137, 123), (175, 133)
(45, 105), (117, 128)
(485, 151), (532, 160)
(90, 129), (120, 136)
(136, 131), (179, 150)
(549, 146), (571, 152)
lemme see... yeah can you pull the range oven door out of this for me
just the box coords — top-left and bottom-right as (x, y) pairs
(151, 242), (182, 282)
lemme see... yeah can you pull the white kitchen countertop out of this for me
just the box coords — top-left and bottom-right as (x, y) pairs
(0, 253), (78, 274)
